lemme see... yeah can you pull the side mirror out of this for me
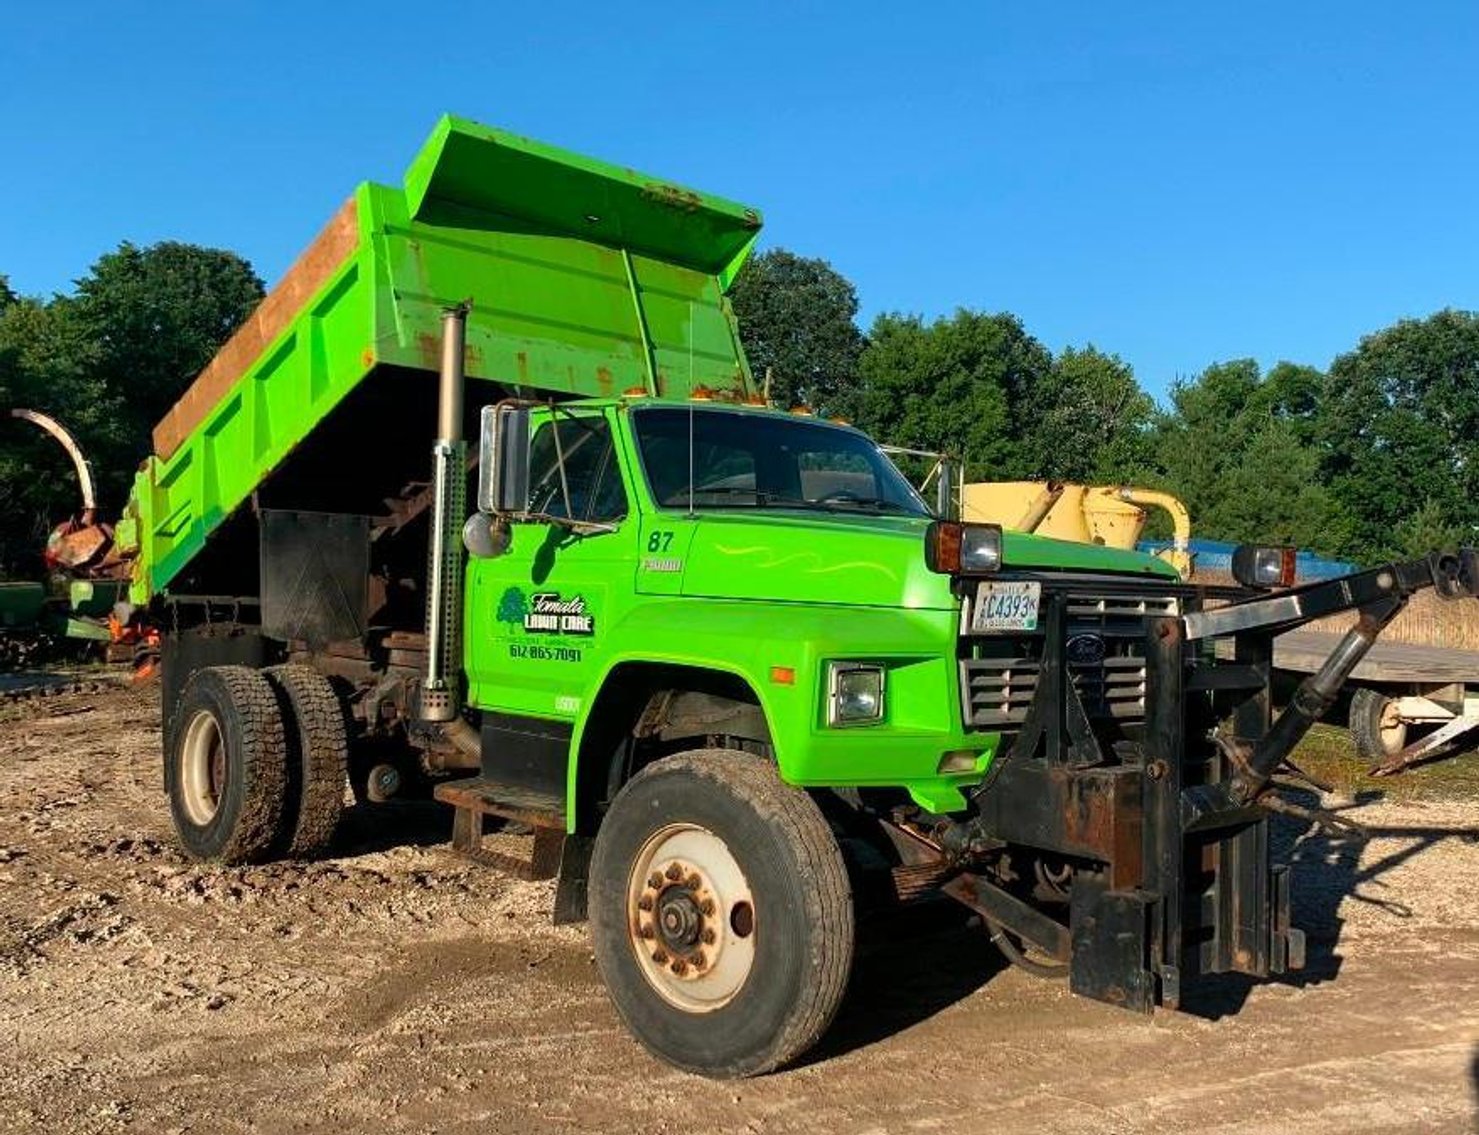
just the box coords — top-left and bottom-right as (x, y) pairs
(463, 512), (510, 559)
(478, 403), (531, 514)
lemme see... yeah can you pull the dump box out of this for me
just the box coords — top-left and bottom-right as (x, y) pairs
(120, 115), (762, 604)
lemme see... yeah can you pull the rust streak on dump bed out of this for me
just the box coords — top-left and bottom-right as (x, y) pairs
(151, 197), (362, 460)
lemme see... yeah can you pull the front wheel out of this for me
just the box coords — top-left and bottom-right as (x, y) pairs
(589, 750), (853, 1078)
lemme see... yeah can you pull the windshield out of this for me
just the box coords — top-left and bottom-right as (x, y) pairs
(632, 406), (931, 517)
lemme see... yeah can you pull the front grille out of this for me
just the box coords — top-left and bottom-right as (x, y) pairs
(961, 590), (1180, 729)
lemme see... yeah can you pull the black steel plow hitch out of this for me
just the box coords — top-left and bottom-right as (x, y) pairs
(940, 548), (1477, 1015)
(1182, 548), (1479, 826)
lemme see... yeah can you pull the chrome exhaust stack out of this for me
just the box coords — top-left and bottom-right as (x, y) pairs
(420, 302), (470, 724)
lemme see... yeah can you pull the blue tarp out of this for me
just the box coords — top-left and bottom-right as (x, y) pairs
(1137, 538), (1357, 581)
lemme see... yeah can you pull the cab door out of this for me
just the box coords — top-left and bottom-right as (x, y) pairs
(465, 407), (636, 727)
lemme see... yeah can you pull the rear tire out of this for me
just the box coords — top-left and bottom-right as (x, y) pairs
(589, 750), (853, 1078)
(167, 666), (288, 864)
(266, 664), (349, 858)
(1350, 688), (1407, 762)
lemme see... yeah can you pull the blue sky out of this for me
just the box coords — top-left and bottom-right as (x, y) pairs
(2, 2), (1475, 398)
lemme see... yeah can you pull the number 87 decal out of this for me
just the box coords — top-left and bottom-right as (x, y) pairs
(647, 530), (674, 553)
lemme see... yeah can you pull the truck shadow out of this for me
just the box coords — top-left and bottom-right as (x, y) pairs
(1181, 789), (1479, 1019)
(335, 798), (454, 855)
(1471, 1043), (1479, 1129)
(802, 900), (1006, 1065)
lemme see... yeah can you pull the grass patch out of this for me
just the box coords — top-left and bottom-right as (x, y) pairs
(1290, 723), (1479, 802)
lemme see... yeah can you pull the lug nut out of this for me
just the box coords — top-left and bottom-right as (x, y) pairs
(637, 895), (653, 912)
(670, 959), (688, 976)
(685, 873), (702, 890)
(639, 924), (655, 940)
(699, 899), (715, 916)
(648, 872), (664, 889)
(652, 949), (668, 964)
(665, 863), (683, 881)
(701, 928), (716, 945)
(693, 952), (706, 969)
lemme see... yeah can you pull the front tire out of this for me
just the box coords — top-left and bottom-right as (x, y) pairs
(167, 666), (288, 864)
(589, 750), (853, 1078)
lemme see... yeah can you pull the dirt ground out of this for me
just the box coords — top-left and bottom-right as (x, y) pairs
(1, 678), (1477, 1135)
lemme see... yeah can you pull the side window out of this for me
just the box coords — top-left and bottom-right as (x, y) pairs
(526, 415), (628, 523)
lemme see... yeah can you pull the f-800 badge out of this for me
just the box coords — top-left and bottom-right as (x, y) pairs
(524, 593), (595, 636)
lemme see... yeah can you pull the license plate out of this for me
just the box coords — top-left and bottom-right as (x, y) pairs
(972, 580), (1041, 632)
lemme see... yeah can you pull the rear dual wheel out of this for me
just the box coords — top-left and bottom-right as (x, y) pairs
(168, 666), (289, 864)
(167, 664), (347, 864)
(590, 750), (854, 1078)
(267, 664), (348, 857)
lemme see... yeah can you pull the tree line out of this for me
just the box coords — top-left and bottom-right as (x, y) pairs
(730, 249), (1479, 564)
(1, 240), (1473, 577)
(0, 245), (263, 576)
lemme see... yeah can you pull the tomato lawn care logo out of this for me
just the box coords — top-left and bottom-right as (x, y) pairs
(495, 587), (596, 637)
(524, 592), (595, 636)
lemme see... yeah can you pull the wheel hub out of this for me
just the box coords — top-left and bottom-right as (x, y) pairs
(626, 824), (756, 1012)
(656, 886), (703, 952)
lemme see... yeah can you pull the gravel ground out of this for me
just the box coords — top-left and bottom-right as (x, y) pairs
(1, 679), (1476, 1135)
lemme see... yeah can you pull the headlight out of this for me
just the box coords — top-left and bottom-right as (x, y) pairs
(1231, 544), (1297, 589)
(925, 521), (1003, 574)
(828, 663), (885, 726)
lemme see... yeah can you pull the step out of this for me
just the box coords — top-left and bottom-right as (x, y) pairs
(433, 777), (567, 828)
(433, 777), (568, 881)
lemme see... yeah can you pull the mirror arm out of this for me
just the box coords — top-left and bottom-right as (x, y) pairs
(523, 511), (619, 536)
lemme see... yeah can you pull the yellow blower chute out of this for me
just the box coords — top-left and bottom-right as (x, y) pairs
(961, 480), (1194, 577)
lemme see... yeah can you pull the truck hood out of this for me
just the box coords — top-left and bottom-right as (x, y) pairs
(677, 512), (1177, 609)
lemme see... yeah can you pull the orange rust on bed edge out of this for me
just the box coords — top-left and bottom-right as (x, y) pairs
(152, 198), (361, 460)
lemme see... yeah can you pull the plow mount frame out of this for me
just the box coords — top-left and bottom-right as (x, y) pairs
(947, 550), (1477, 1013)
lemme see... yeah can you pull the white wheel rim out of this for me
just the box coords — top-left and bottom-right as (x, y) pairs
(1378, 700), (1408, 754)
(179, 709), (225, 826)
(626, 823), (756, 1013)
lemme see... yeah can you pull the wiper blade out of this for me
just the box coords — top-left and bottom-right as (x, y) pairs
(817, 496), (916, 514)
(662, 486), (766, 506)
(666, 487), (827, 510)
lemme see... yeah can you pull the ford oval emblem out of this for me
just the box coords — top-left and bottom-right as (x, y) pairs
(1066, 633), (1107, 666)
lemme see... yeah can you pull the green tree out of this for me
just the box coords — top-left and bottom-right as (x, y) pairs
(0, 243), (262, 576)
(728, 249), (864, 415)
(1392, 498), (1470, 559)
(0, 296), (124, 574)
(1154, 359), (1351, 555)
(0, 275), (15, 313)
(850, 309), (1052, 480)
(1319, 309), (1479, 561)
(1018, 346), (1155, 482)
(73, 241), (264, 463)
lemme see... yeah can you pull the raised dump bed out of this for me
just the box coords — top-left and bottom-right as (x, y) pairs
(119, 115), (762, 605)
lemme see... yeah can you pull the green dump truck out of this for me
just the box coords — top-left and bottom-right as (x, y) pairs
(117, 115), (1479, 1078)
